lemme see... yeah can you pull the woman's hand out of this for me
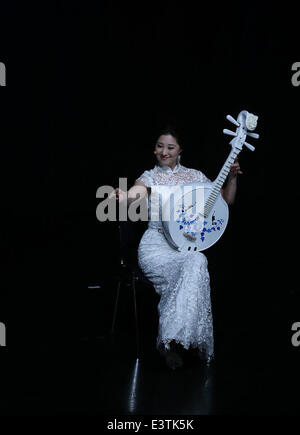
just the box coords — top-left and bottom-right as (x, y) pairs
(228, 157), (243, 178)
(108, 188), (127, 202)
(108, 183), (147, 207)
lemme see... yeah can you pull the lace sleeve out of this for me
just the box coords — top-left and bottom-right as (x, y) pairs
(192, 169), (211, 183)
(135, 170), (153, 187)
(200, 171), (211, 183)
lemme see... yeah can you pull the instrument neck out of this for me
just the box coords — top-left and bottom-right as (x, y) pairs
(204, 148), (240, 217)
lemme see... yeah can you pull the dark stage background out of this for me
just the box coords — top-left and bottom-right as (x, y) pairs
(0, 0), (299, 415)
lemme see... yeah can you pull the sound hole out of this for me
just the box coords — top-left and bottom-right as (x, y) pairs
(194, 247), (197, 251)
(188, 247), (191, 251)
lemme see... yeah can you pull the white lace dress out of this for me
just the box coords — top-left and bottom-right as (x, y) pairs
(136, 162), (214, 364)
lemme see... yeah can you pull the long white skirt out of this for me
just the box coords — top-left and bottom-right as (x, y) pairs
(137, 226), (214, 363)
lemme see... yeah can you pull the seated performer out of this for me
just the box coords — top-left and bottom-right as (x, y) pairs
(109, 126), (242, 369)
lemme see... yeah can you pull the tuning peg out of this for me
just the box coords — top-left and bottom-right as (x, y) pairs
(223, 129), (237, 137)
(226, 114), (240, 127)
(246, 132), (259, 139)
(244, 141), (255, 151)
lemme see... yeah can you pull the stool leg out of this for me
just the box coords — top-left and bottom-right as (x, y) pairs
(111, 280), (121, 334)
(132, 273), (140, 358)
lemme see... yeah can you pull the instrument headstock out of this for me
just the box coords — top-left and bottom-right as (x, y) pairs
(223, 110), (259, 153)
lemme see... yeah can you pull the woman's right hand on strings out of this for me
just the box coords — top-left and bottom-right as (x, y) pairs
(108, 188), (127, 203)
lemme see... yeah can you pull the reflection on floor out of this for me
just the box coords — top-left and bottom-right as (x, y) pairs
(0, 325), (299, 416)
(0, 268), (299, 416)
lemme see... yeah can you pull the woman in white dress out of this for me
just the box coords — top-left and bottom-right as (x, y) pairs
(110, 126), (242, 369)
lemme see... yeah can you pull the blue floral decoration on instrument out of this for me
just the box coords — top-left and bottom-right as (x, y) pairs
(176, 208), (224, 242)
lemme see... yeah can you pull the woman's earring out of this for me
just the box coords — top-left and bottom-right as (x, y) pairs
(177, 153), (181, 163)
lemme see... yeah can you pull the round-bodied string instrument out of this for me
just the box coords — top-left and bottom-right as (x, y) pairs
(160, 110), (259, 252)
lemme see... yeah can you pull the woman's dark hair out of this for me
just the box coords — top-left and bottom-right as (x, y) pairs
(156, 124), (182, 149)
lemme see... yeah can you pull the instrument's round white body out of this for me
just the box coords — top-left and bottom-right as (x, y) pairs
(161, 183), (229, 252)
(158, 110), (258, 252)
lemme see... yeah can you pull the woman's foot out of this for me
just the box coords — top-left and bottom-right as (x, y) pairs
(159, 341), (184, 370)
(164, 350), (183, 370)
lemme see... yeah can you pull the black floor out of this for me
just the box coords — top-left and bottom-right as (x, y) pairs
(1, 274), (299, 416)
(1, 326), (299, 416)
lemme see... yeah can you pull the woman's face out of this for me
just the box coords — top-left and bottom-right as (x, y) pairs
(154, 134), (181, 169)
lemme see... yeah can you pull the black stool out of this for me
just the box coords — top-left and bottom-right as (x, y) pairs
(111, 222), (153, 359)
